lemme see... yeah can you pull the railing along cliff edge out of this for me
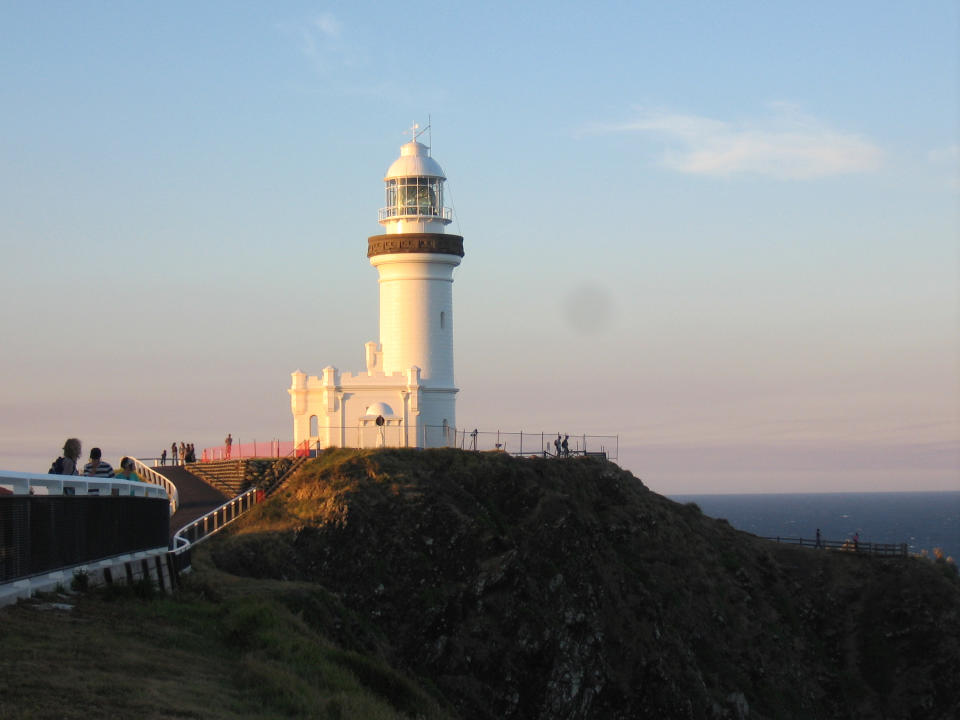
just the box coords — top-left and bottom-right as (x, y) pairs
(170, 488), (261, 574)
(131, 457), (179, 514)
(764, 535), (908, 556)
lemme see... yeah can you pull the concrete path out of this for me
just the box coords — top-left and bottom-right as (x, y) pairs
(157, 465), (230, 540)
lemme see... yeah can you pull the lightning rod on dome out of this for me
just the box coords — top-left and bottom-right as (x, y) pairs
(406, 119), (431, 154)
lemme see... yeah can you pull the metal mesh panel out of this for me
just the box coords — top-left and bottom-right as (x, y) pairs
(0, 496), (169, 582)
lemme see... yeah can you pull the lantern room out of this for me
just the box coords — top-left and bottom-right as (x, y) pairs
(378, 140), (453, 234)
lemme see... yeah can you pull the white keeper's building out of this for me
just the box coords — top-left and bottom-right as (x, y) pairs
(289, 132), (464, 450)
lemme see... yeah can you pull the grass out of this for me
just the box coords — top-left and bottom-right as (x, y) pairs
(0, 548), (456, 720)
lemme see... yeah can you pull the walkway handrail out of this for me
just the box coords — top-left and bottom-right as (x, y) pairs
(172, 487), (261, 556)
(0, 470), (169, 501)
(131, 457), (178, 515)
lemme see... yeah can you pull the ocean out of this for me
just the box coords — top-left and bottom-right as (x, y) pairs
(668, 491), (960, 561)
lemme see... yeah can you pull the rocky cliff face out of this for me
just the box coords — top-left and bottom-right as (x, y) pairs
(209, 449), (960, 720)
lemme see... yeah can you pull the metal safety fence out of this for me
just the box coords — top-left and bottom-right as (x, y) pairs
(200, 429), (618, 460)
(764, 535), (908, 557)
(0, 494), (170, 583)
(442, 428), (618, 460)
(199, 440), (294, 462)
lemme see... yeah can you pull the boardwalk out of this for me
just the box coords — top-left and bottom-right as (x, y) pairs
(157, 466), (229, 540)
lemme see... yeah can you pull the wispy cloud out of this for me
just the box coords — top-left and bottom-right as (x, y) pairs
(312, 13), (341, 38)
(278, 12), (349, 74)
(590, 104), (883, 180)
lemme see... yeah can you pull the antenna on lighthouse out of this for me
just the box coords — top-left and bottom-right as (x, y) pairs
(406, 120), (431, 152)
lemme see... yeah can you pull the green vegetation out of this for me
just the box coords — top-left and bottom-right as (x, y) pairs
(69, 568), (89, 593)
(0, 553), (454, 720)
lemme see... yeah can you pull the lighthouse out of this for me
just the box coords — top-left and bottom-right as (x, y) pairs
(290, 127), (464, 450)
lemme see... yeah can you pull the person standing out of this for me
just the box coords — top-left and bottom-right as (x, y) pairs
(51, 438), (82, 475)
(171, 442), (178, 465)
(225, 433), (233, 459)
(161, 449), (167, 466)
(83, 448), (115, 478)
(815, 528), (822, 548)
(554, 434), (561, 456)
(179, 441), (186, 466)
(561, 434), (569, 457)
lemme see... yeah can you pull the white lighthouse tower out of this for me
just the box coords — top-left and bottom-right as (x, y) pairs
(290, 126), (464, 450)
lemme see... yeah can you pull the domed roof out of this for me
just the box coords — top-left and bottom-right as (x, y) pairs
(363, 401), (395, 418)
(385, 141), (446, 180)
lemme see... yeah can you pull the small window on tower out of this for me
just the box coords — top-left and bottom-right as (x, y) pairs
(440, 311), (445, 329)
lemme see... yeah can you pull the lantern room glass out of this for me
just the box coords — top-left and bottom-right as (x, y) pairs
(385, 177), (443, 217)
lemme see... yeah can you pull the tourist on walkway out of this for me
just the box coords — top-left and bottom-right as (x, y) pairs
(83, 447), (115, 478)
(114, 457), (142, 482)
(161, 449), (166, 466)
(225, 433), (232, 459)
(554, 434), (561, 456)
(815, 528), (822, 548)
(171, 442), (178, 465)
(50, 438), (82, 475)
(562, 434), (569, 457)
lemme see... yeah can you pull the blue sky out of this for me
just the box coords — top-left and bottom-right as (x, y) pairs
(1, 1), (956, 493)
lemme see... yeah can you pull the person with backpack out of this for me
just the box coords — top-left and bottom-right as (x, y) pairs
(49, 438), (82, 475)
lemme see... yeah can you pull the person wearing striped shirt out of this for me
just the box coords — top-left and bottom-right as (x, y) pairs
(82, 447), (115, 478)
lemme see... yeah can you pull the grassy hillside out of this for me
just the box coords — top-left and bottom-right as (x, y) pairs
(2, 448), (957, 719)
(0, 564), (454, 719)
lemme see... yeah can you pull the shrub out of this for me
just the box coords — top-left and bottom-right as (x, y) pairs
(71, 569), (89, 592)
